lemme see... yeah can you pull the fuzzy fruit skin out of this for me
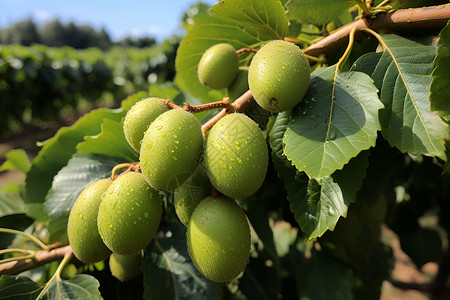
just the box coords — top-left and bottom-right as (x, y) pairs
(174, 164), (211, 225)
(198, 43), (239, 90)
(203, 113), (268, 199)
(140, 109), (203, 191)
(123, 97), (170, 152)
(109, 252), (142, 282)
(248, 40), (310, 112)
(187, 196), (251, 282)
(67, 179), (113, 263)
(97, 172), (162, 255)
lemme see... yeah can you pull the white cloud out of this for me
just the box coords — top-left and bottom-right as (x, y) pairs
(33, 10), (53, 22)
(126, 25), (164, 39)
(147, 25), (163, 35)
(128, 28), (145, 38)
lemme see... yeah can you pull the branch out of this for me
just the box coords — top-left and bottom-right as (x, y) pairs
(201, 90), (254, 136)
(303, 4), (450, 57)
(0, 245), (72, 275)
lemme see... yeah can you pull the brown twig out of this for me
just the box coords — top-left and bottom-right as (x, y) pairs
(236, 47), (258, 55)
(163, 98), (183, 110)
(303, 4), (450, 58)
(183, 98), (231, 113)
(0, 245), (72, 275)
(201, 90), (254, 136)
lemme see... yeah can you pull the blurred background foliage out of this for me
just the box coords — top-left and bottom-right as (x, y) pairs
(0, 1), (210, 139)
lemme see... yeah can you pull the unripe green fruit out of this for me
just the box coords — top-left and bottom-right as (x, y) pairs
(174, 164), (211, 225)
(203, 113), (268, 199)
(187, 196), (251, 282)
(98, 172), (162, 255)
(248, 40), (310, 112)
(123, 97), (170, 152)
(109, 252), (142, 282)
(198, 43), (239, 90)
(227, 69), (249, 101)
(140, 109), (203, 191)
(67, 179), (112, 263)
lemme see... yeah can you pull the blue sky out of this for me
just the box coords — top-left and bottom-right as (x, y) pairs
(0, 0), (217, 41)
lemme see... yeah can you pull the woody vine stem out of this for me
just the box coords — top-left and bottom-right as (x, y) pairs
(0, 5), (449, 296)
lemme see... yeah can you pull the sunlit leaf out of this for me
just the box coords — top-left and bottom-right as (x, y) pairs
(44, 274), (102, 300)
(0, 149), (30, 173)
(209, 0), (289, 39)
(286, 0), (354, 25)
(0, 190), (26, 218)
(45, 154), (121, 218)
(270, 113), (369, 239)
(430, 20), (450, 121)
(176, 0), (288, 102)
(24, 108), (123, 217)
(283, 66), (382, 179)
(366, 34), (448, 159)
(77, 118), (139, 162)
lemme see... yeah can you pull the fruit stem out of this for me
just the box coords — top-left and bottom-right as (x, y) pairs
(0, 253), (35, 265)
(163, 98), (183, 110)
(284, 36), (313, 45)
(211, 186), (220, 197)
(336, 26), (357, 71)
(201, 90), (254, 137)
(305, 54), (326, 63)
(236, 47), (258, 55)
(36, 250), (73, 299)
(0, 245), (72, 275)
(183, 98), (231, 113)
(111, 163), (135, 179)
(0, 228), (48, 250)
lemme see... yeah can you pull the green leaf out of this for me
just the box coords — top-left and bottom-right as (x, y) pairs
(0, 190), (26, 218)
(209, 0), (289, 39)
(47, 213), (70, 243)
(371, 34), (448, 159)
(350, 52), (382, 76)
(77, 118), (139, 162)
(120, 91), (150, 111)
(45, 154), (121, 218)
(0, 275), (43, 299)
(270, 112), (369, 239)
(24, 108), (123, 211)
(143, 222), (223, 300)
(431, 20), (450, 121)
(176, 0), (288, 101)
(0, 149), (30, 173)
(43, 274), (102, 300)
(295, 252), (355, 300)
(283, 66), (383, 179)
(269, 111), (296, 177)
(286, 0), (354, 25)
(291, 151), (369, 240)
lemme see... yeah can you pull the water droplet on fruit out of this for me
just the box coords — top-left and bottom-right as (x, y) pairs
(172, 156), (178, 161)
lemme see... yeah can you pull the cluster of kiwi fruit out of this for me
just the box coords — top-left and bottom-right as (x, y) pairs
(67, 39), (310, 283)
